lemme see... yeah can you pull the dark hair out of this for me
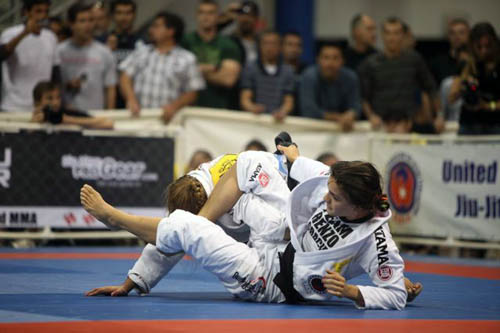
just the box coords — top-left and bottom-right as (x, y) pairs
(110, 0), (136, 13)
(199, 0), (218, 8)
(67, 2), (92, 23)
(350, 13), (365, 31)
(258, 30), (281, 45)
(244, 139), (268, 152)
(164, 175), (208, 214)
(155, 11), (185, 43)
(382, 16), (405, 31)
(330, 161), (389, 212)
(49, 15), (62, 24)
(318, 42), (343, 57)
(449, 18), (469, 29)
(22, 0), (50, 11)
(316, 152), (338, 164)
(469, 22), (500, 62)
(283, 31), (301, 40)
(33, 81), (59, 103)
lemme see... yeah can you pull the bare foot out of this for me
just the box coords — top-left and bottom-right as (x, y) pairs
(80, 184), (118, 230)
(404, 277), (423, 302)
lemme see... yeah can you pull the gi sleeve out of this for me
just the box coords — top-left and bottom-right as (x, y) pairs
(353, 223), (407, 310)
(128, 243), (184, 294)
(290, 156), (330, 183)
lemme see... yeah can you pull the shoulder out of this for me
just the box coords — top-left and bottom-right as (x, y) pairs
(173, 46), (197, 62)
(282, 63), (295, 75)
(301, 65), (319, 80)
(217, 35), (239, 49)
(92, 41), (113, 55)
(339, 67), (358, 81)
(57, 40), (71, 52)
(40, 28), (57, 44)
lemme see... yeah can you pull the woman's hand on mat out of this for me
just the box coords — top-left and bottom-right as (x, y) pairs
(86, 285), (130, 297)
(277, 144), (299, 163)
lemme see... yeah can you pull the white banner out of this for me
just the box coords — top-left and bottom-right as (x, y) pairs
(175, 109), (372, 174)
(371, 139), (500, 241)
(0, 207), (165, 229)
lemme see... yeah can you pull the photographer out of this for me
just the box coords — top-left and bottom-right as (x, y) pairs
(449, 22), (500, 135)
(31, 81), (114, 129)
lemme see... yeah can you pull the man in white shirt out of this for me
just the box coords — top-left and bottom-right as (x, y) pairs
(0, 0), (60, 112)
(58, 3), (117, 111)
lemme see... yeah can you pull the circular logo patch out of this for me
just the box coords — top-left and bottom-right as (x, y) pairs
(377, 265), (393, 281)
(307, 275), (327, 294)
(386, 153), (422, 223)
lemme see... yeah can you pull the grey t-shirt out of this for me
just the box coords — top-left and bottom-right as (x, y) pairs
(241, 60), (295, 113)
(58, 40), (117, 110)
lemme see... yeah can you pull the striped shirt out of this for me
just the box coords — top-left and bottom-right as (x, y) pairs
(119, 45), (205, 108)
(241, 60), (295, 113)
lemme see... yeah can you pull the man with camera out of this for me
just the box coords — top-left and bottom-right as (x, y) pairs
(0, 0), (60, 112)
(448, 22), (500, 135)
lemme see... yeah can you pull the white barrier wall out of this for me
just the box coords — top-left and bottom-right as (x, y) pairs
(1, 108), (498, 244)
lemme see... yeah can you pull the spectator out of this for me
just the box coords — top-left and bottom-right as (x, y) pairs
(344, 14), (377, 71)
(31, 81), (113, 129)
(48, 16), (70, 43)
(231, 1), (260, 66)
(119, 12), (205, 122)
(430, 18), (470, 85)
(58, 3), (117, 110)
(402, 23), (416, 51)
(1, 0), (60, 112)
(453, 23), (500, 134)
(299, 44), (361, 132)
(182, 0), (242, 109)
(186, 150), (213, 173)
(316, 152), (339, 166)
(103, 0), (143, 108)
(240, 31), (295, 121)
(358, 17), (441, 133)
(92, 1), (110, 42)
(244, 139), (267, 151)
(282, 32), (306, 75)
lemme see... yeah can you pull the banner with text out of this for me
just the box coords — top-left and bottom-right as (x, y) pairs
(0, 131), (173, 228)
(371, 140), (500, 241)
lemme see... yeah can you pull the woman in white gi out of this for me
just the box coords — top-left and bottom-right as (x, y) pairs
(81, 146), (421, 309)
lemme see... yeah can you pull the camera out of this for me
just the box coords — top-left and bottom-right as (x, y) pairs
(461, 80), (480, 106)
(42, 105), (63, 124)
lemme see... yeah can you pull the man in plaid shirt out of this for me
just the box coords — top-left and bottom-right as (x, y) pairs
(119, 12), (205, 123)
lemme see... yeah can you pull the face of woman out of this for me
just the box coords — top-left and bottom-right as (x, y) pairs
(323, 177), (359, 218)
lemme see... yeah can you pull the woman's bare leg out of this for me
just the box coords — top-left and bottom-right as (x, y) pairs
(198, 164), (243, 222)
(80, 184), (160, 244)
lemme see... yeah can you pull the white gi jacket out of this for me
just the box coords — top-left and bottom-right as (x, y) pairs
(285, 157), (407, 310)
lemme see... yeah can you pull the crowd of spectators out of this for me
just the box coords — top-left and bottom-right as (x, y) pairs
(1, 0), (499, 134)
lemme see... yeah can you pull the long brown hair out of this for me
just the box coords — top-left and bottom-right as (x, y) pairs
(330, 161), (389, 212)
(164, 175), (208, 214)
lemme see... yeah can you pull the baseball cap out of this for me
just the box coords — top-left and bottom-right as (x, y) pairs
(237, 1), (259, 16)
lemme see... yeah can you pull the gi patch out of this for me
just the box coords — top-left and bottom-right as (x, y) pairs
(304, 275), (327, 295)
(377, 265), (393, 281)
(258, 171), (270, 187)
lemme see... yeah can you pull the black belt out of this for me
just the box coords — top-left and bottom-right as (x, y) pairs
(273, 242), (305, 304)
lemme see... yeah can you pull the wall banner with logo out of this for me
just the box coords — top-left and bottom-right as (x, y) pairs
(371, 139), (500, 241)
(0, 131), (173, 228)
